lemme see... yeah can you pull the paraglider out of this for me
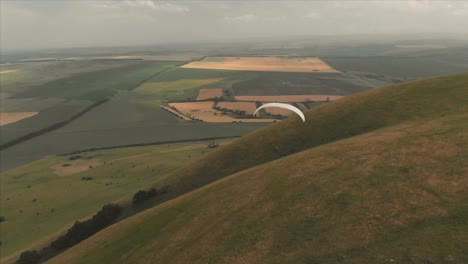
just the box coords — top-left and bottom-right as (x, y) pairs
(253, 103), (305, 122)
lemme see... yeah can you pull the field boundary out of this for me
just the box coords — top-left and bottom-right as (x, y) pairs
(58, 136), (240, 156)
(0, 99), (110, 151)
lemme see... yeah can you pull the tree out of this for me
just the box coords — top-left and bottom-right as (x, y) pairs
(17, 250), (41, 264)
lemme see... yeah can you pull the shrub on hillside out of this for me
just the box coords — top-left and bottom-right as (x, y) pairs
(17, 250), (41, 264)
(132, 187), (168, 206)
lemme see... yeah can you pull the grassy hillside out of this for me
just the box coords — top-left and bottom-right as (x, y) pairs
(152, 74), (468, 204)
(49, 111), (468, 263)
(0, 140), (228, 262)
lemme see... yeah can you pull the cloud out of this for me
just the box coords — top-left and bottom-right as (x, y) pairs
(1, 0), (467, 51)
(305, 12), (320, 19)
(92, 0), (189, 13)
(224, 14), (258, 23)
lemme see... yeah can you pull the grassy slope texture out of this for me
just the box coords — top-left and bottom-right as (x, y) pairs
(48, 74), (468, 264)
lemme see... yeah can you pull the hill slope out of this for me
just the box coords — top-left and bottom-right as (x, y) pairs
(50, 112), (468, 264)
(47, 74), (468, 263)
(143, 74), (468, 207)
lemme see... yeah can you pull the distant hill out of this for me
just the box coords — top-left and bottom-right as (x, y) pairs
(49, 74), (468, 263)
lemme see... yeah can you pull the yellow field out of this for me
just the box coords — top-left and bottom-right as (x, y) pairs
(182, 56), (338, 73)
(0, 112), (38, 126)
(196, 88), (223, 100)
(168, 101), (275, 123)
(235, 95), (344, 102)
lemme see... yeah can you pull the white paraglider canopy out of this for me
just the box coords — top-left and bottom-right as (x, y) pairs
(253, 103), (305, 122)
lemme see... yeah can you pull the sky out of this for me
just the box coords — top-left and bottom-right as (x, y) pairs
(1, 0), (468, 51)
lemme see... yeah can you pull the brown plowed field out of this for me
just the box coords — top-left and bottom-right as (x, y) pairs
(0, 112), (38, 126)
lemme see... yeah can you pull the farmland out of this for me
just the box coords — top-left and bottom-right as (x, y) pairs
(231, 71), (369, 96)
(196, 88), (223, 100)
(168, 101), (275, 123)
(0, 60), (178, 150)
(14, 61), (178, 101)
(216, 102), (257, 115)
(182, 56), (338, 73)
(0, 140), (229, 261)
(0, 112), (38, 126)
(323, 55), (468, 80)
(135, 78), (223, 105)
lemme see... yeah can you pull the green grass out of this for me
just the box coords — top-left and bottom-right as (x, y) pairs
(14, 61), (177, 101)
(0, 140), (226, 260)
(49, 112), (468, 264)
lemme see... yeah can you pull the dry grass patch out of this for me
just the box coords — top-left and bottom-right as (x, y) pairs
(51, 159), (103, 176)
(0, 112), (38, 126)
(235, 95), (343, 102)
(182, 56), (338, 73)
(196, 88), (223, 100)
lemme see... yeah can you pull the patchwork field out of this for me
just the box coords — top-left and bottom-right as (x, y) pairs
(0, 140), (229, 261)
(0, 112), (38, 126)
(15, 61), (177, 101)
(135, 78), (223, 105)
(182, 56), (338, 73)
(235, 95), (343, 102)
(216, 102), (257, 115)
(168, 101), (275, 123)
(0, 99), (94, 146)
(196, 88), (223, 100)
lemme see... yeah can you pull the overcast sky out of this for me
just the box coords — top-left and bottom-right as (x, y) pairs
(1, 0), (468, 51)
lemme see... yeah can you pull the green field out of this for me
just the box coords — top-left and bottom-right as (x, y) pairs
(44, 74), (468, 264)
(133, 78), (224, 106)
(0, 140), (228, 261)
(127, 66), (255, 106)
(14, 61), (178, 101)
